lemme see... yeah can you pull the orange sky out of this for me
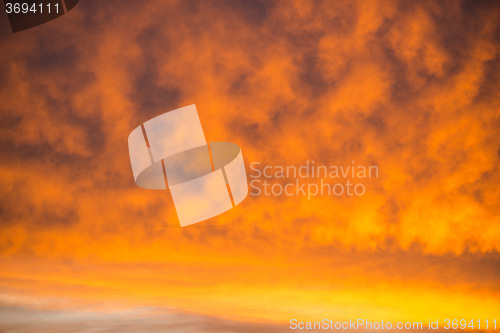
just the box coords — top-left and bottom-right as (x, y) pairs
(0, 0), (499, 331)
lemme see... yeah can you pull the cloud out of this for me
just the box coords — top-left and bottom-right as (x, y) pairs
(0, 0), (499, 329)
(0, 304), (288, 333)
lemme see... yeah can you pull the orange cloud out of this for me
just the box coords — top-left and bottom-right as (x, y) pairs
(0, 0), (499, 330)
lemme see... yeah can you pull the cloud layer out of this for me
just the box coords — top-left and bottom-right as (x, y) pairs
(0, 0), (499, 329)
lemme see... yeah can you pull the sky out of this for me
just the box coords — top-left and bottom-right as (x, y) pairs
(0, 0), (499, 331)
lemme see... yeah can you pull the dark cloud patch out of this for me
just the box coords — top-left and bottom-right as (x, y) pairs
(461, 0), (500, 20)
(474, 56), (500, 104)
(0, 140), (91, 171)
(379, 197), (402, 225)
(27, 44), (79, 72)
(77, 0), (124, 31)
(227, 119), (265, 149)
(0, 97), (107, 168)
(228, 73), (251, 96)
(0, 179), (78, 230)
(363, 109), (387, 135)
(0, 136), (134, 194)
(0, 180), (35, 225)
(0, 113), (22, 131)
(178, 0), (203, 16)
(37, 203), (79, 227)
(22, 37), (95, 95)
(131, 27), (182, 123)
(0, 177), (80, 230)
(221, 0), (271, 27)
(296, 50), (330, 98)
(42, 93), (106, 152)
(307, 248), (500, 290)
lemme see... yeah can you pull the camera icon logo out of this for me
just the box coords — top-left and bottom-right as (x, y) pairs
(128, 105), (248, 227)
